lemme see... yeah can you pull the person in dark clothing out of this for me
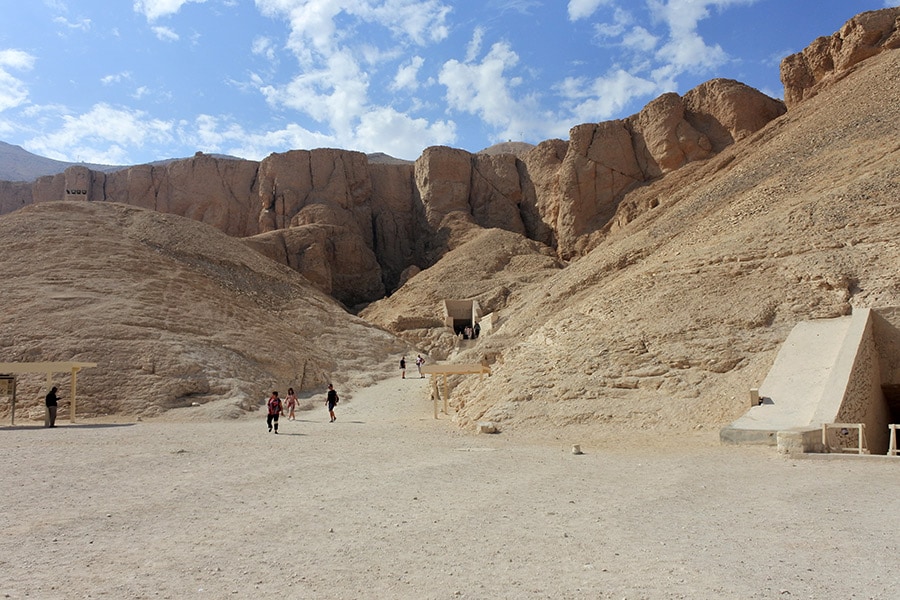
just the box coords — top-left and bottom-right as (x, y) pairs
(326, 384), (339, 422)
(45, 386), (59, 428)
(266, 391), (283, 433)
(400, 356), (406, 379)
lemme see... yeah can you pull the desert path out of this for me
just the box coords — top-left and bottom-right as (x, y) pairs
(2, 375), (900, 599)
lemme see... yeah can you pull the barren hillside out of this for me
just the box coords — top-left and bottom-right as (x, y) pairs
(363, 48), (899, 436)
(0, 201), (406, 419)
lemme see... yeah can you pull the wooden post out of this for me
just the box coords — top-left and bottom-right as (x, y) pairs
(70, 366), (79, 422)
(420, 363), (492, 420)
(442, 374), (449, 415)
(431, 376), (439, 419)
(888, 425), (899, 456)
(822, 423), (869, 454)
(858, 424), (865, 455)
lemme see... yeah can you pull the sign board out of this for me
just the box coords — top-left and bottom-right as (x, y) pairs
(0, 375), (14, 395)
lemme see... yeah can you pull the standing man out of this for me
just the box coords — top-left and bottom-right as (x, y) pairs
(400, 356), (406, 379)
(266, 391), (283, 434)
(326, 384), (339, 422)
(415, 355), (425, 378)
(45, 386), (59, 428)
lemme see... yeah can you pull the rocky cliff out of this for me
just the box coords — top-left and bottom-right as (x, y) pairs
(0, 9), (893, 302)
(0, 83), (786, 304)
(780, 7), (900, 107)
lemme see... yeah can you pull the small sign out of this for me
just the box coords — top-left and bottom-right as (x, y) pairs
(0, 375), (14, 395)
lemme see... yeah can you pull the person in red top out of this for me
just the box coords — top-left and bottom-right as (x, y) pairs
(266, 391), (283, 434)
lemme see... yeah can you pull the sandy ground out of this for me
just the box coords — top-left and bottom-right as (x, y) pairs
(2, 376), (900, 600)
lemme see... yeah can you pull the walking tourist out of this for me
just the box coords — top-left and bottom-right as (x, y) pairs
(266, 391), (283, 433)
(326, 384), (339, 422)
(285, 388), (298, 420)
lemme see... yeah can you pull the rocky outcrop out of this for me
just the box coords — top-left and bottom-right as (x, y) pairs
(6, 10), (895, 292)
(0, 180), (32, 215)
(0, 81), (787, 292)
(105, 154), (261, 237)
(781, 7), (900, 107)
(523, 79), (785, 258)
(244, 221), (386, 309)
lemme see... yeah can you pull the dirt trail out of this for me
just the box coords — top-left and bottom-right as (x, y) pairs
(2, 375), (900, 599)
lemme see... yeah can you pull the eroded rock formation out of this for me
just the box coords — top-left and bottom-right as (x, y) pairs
(781, 7), (900, 107)
(2, 69), (788, 299)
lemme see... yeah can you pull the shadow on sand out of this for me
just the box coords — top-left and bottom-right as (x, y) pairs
(0, 423), (137, 431)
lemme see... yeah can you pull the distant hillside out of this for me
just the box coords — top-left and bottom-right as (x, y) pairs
(0, 141), (411, 182)
(0, 141), (124, 182)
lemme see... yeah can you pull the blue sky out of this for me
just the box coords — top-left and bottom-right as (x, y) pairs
(0, 0), (896, 165)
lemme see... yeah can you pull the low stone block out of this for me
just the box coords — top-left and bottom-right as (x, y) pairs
(477, 421), (498, 434)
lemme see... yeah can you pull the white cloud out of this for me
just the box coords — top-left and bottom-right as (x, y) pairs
(100, 72), (131, 85)
(566, 0), (760, 124)
(488, 0), (541, 15)
(621, 26), (657, 52)
(648, 0), (756, 74)
(253, 1), (454, 149)
(256, 0), (342, 62)
(440, 42), (521, 128)
(187, 109), (452, 161)
(594, 8), (651, 50)
(189, 114), (307, 158)
(391, 56), (424, 91)
(252, 36), (278, 62)
(152, 26), (180, 41)
(466, 27), (485, 63)
(568, 0), (611, 21)
(0, 49), (35, 112)
(53, 16), (92, 31)
(27, 103), (174, 164)
(262, 49), (369, 137)
(594, 17), (627, 38)
(439, 40), (561, 143)
(354, 107), (455, 158)
(0, 49), (35, 71)
(559, 69), (662, 123)
(355, 0), (451, 45)
(134, 0), (208, 22)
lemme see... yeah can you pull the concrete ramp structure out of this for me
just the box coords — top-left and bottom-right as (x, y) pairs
(721, 307), (900, 455)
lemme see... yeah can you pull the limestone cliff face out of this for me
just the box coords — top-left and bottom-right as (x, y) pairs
(0, 80), (786, 298)
(524, 79), (785, 258)
(781, 7), (900, 107)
